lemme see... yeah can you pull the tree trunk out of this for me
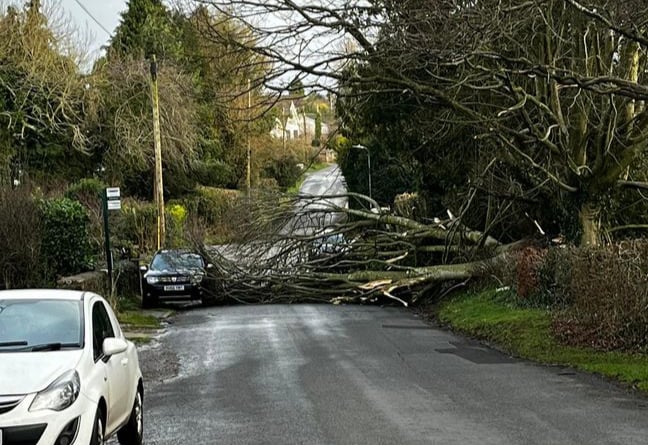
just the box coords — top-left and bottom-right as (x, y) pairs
(579, 202), (601, 246)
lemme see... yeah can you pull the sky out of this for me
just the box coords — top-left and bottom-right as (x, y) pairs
(60, 0), (127, 56)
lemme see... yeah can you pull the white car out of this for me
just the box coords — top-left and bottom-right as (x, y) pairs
(0, 289), (143, 445)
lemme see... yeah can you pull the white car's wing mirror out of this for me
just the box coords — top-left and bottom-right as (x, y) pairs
(103, 337), (128, 357)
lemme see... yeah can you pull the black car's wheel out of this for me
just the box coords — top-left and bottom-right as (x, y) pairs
(90, 407), (105, 445)
(118, 388), (144, 445)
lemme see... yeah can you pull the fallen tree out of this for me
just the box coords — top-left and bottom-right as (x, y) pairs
(197, 192), (523, 306)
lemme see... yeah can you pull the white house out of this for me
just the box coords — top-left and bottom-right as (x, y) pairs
(270, 101), (329, 141)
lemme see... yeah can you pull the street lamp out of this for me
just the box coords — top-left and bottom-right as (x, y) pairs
(352, 144), (372, 199)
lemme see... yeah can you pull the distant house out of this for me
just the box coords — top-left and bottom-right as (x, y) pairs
(270, 101), (329, 141)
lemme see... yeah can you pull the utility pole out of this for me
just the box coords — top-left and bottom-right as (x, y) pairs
(150, 55), (165, 250)
(246, 78), (252, 195)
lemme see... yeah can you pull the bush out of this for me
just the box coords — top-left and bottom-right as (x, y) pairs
(0, 186), (48, 288)
(64, 178), (106, 203)
(181, 187), (242, 244)
(263, 154), (302, 189)
(184, 187), (241, 225)
(553, 242), (648, 352)
(65, 178), (106, 257)
(40, 197), (95, 277)
(166, 202), (188, 248)
(496, 242), (648, 352)
(195, 159), (237, 189)
(114, 199), (158, 255)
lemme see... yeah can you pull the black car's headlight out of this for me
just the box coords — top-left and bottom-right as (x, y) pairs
(191, 274), (204, 285)
(146, 276), (160, 284)
(30, 370), (80, 412)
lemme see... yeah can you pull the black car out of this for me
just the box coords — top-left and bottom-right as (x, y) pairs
(140, 250), (212, 308)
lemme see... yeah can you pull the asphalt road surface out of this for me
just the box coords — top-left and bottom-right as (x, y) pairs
(300, 164), (347, 198)
(135, 304), (648, 445)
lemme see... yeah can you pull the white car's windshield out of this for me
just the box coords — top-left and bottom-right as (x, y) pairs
(0, 299), (83, 352)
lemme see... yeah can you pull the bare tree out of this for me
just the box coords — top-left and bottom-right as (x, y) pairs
(86, 55), (201, 183)
(198, 190), (518, 306)
(193, 0), (648, 245)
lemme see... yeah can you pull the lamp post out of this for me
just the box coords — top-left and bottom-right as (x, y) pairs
(352, 144), (372, 199)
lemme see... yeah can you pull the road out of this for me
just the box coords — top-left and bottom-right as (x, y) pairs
(288, 164), (348, 235)
(211, 163), (347, 261)
(300, 164), (347, 199)
(125, 165), (648, 444)
(136, 305), (648, 444)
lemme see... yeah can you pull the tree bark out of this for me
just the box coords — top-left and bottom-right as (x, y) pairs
(579, 202), (601, 246)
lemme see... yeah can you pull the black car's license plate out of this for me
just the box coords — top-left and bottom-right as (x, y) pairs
(164, 285), (185, 291)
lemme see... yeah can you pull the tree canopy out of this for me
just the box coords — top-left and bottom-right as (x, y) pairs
(203, 0), (648, 245)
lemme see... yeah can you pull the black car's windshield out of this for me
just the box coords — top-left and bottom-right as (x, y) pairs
(0, 299), (83, 352)
(151, 252), (204, 271)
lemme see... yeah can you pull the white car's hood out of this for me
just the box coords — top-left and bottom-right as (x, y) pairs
(0, 350), (83, 395)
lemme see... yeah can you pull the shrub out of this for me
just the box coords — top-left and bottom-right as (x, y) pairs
(553, 242), (648, 352)
(114, 199), (158, 255)
(64, 178), (106, 204)
(531, 247), (573, 308)
(263, 154), (302, 189)
(513, 246), (546, 301)
(65, 178), (106, 257)
(0, 186), (48, 288)
(181, 187), (242, 244)
(166, 202), (188, 248)
(186, 187), (241, 225)
(40, 197), (95, 277)
(195, 159), (237, 189)
(499, 241), (648, 352)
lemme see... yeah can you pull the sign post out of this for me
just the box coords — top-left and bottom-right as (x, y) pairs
(102, 187), (121, 292)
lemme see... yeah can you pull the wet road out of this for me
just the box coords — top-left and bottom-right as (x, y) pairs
(136, 305), (648, 444)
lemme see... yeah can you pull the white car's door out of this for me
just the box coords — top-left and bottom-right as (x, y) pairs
(91, 300), (132, 433)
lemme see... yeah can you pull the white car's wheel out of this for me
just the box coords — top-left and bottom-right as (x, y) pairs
(91, 408), (105, 445)
(118, 388), (144, 445)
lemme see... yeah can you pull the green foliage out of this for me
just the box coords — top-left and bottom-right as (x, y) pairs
(40, 197), (94, 277)
(114, 199), (158, 254)
(65, 178), (107, 203)
(0, 2), (91, 182)
(183, 186), (241, 225)
(337, 139), (418, 207)
(110, 0), (183, 60)
(439, 288), (648, 392)
(181, 186), (242, 244)
(166, 202), (188, 248)
(194, 159), (237, 189)
(262, 154), (302, 189)
(91, 3), (270, 198)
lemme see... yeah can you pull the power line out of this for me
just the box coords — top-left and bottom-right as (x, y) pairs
(72, 0), (113, 37)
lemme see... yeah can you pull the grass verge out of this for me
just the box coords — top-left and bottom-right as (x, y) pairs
(118, 311), (161, 330)
(437, 288), (648, 392)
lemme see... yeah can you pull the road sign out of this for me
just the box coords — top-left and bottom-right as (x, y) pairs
(106, 187), (120, 199)
(107, 200), (121, 210)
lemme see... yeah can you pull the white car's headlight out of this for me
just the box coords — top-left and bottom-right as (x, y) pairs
(30, 370), (80, 412)
(147, 276), (160, 284)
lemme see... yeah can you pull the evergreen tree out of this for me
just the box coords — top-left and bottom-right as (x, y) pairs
(109, 0), (181, 60)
